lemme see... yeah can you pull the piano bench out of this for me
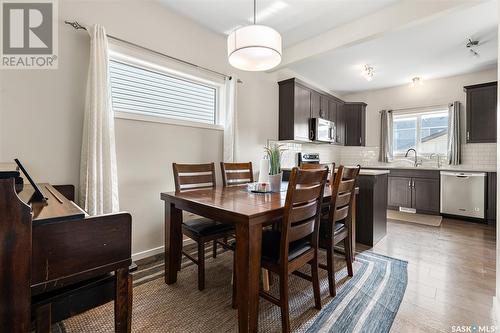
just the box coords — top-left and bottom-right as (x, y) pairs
(31, 263), (137, 330)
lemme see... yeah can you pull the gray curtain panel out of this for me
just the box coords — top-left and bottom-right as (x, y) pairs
(447, 101), (461, 165)
(379, 110), (393, 162)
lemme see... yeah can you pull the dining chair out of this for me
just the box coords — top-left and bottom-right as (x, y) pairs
(259, 167), (328, 333)
(172, 162), (234, 291)
(319, 165), (360, 297)
(220, 162), (254, 186)
(220, 161), (271, 306)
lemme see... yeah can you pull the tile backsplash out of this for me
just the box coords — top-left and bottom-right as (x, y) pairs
(272, 141), (496, 172)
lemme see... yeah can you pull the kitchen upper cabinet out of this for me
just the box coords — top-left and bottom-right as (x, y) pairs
(278, 77), (365, 144)
(336, 103), (346, 145)
(311, 91), (321, 119)
(344, 102), (366, 146)
(278, 79), (312, 141)
(464, 81), (497, 143)
(327, 99), (337, 123)
(311, 91), (329, 119)
(293, 84), (312, 141)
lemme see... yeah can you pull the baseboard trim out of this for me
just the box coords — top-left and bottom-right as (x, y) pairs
(132, 239), (195, 261)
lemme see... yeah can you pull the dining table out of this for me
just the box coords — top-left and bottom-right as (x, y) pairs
(160, 183), (357, 333)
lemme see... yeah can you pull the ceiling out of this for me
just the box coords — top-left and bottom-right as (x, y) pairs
(159, 0), (498, 93)
(158, 0), (399, 46)
(288, 0), (498, 94)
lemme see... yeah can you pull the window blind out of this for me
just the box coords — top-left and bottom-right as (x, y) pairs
(109, 59), (217, 124)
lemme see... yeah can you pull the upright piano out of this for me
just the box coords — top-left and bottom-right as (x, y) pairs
(0, 168), (132, 332)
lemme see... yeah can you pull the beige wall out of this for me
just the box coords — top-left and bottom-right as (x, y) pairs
(0, 0), (282, 258)
(342, 68), (497, 147)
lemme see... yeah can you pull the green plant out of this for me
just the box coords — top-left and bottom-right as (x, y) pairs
(264, 144), (286, 175)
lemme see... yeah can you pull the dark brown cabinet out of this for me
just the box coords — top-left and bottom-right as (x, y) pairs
(279, 79), (312, 141)
(464, 81), (497, 143)
(412, 178), (440, 214)
(387, 169), (440, 215)
(388, 176), (412, 208)
(344, 103), (366, 146)
(487, 172), (496, 223)
(278, 78), (365, 145)
(311, 92), (329, 119)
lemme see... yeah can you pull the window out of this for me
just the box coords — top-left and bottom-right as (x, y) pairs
(393, 110), (448, 156)
(108, 58), (221, 127)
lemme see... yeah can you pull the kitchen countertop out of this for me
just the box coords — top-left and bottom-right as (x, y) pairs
(359, 169), (390, 176)
(362, 165), (496, 173)
(281, 167), (390, 176)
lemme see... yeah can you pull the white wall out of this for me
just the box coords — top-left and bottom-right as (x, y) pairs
(343, 68), (497, 147)
(340, 69), (497, 171)
(0, 0), (281, 258)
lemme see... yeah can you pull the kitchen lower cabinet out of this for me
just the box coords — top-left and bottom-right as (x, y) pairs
(412, 178), (440, 215)
(387, 169), (440, 215)
(388, 177), (412, 209)
(487, 172), (497, 223)
(356, 173), (388, 246)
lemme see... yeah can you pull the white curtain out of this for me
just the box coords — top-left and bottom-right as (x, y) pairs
(379, 110), (393, 162)
(223, 75), (237, 162)
(447, 101), (461, 165)
(79, 24), (119, 215)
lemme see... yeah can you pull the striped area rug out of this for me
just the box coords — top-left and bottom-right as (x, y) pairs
(62, 245), (407, 333)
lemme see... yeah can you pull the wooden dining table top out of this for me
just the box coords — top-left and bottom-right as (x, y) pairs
(160, 183), (350, 222)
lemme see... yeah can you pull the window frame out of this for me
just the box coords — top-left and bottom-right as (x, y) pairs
(392, 108), (449, 158)
(108, 50), (225, 131)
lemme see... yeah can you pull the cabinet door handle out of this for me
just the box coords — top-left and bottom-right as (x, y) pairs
(408, 180), (411, 188)
(412, 180), (415, 188)
(467, 131), (470, 141)
(309, 130), (314, 140)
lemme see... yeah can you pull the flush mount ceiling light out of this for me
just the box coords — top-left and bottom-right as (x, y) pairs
(361, 65), (374, 81)
(227, 0), (282, 71)
(410, 77), (423, 88)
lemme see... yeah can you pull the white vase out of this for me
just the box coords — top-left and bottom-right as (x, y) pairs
(269, 172), (283, 192)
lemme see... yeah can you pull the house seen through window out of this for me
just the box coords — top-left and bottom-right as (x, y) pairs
(393, 110), (448, 156)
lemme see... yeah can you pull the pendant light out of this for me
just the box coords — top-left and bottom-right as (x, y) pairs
(227, 0), (282, 71)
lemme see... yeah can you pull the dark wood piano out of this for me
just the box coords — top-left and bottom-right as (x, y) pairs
(0, 168), (132, 332)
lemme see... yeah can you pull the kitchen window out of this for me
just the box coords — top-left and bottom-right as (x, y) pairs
(108, 53), (223, 130)
(393, 109), (448, 156)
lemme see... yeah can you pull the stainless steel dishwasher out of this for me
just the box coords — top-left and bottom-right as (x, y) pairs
(440, 171), (486, 218)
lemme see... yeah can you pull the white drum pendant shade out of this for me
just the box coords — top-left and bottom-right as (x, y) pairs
(227, 25), (282, 71)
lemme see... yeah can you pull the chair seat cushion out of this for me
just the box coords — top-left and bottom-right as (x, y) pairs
(319, 219), (345, 238)
(261, 229), (311, 263)
(183, 218), (234, 237)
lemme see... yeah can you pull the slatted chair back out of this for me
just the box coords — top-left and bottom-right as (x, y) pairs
(281, 167), (328, 263)
(172, 163), (216, 192)
(328, 165), (360, 229)
(300, 163), (334, 183)
(220, 162), (254, 187)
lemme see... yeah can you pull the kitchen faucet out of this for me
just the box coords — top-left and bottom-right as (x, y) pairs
(429, 153), (442, 168)
(405, 148), (421, 167)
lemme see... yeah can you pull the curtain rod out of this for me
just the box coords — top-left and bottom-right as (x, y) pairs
(64, 21), (242, 83)
(379, 103), (450, 114)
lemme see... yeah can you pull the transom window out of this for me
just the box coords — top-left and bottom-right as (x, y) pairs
(109, 58), (219, 126)
(393, 110), (448, 156)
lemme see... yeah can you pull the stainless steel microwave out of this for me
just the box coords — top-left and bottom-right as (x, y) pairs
(309, 118), (336, 143)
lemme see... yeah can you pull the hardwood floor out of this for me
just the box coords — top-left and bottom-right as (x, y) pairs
(358, 218), (496, 332)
